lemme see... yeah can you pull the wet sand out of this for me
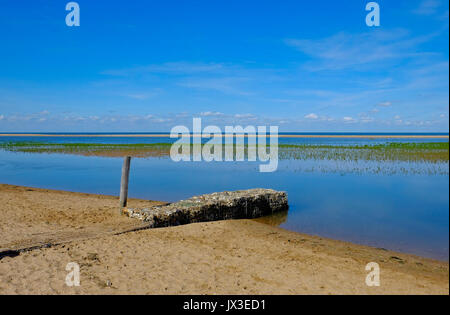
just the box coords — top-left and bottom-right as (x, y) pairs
(0, 184), (448, 295)
(0, 184), (166, 251)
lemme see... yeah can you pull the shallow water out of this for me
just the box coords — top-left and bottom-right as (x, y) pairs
(0, 147), (448, 261)
(0, 134), (448, 146)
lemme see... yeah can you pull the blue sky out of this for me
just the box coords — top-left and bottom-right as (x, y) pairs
(0, 0), (448, 132)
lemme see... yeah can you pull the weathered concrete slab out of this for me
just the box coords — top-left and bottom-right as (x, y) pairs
(122, 189), (288, 228)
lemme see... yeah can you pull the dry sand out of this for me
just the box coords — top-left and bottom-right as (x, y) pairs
(0, 184), (448, 295)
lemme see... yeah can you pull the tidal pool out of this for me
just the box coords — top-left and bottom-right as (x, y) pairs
(0, 149), (448, 261)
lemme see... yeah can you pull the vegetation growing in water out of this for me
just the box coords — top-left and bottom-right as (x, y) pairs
(0, 141), (448, 163)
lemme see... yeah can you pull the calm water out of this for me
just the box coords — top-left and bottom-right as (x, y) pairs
(0, 134), (448, 146)
(0, 134), (448, 261)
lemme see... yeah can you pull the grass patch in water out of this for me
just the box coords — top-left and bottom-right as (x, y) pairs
(0, 141), (448, 162)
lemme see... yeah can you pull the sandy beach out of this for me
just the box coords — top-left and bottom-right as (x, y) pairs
(0, 184), (448, 295)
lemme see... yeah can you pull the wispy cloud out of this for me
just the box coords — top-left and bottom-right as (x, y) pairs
(102, 62), (225, 76)
(234, 113), (256, 119)
(359, 115), (374, 123)
(285, 29), (438, 71)
(378, 101), (392, 107)
(304, 113), (319, 120)
(179, 77), (252, 95)
(2, 111), (52, 123)
(343, 116), (356, 123)
(1, 109), (447, 132)
(101, 61), (283, 96)
(200, 111), (225, 117)
(126, 93), (157, 100)
(413, 0), (442, 15)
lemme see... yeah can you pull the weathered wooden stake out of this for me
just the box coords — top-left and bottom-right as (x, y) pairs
(119, 156), (131, 208)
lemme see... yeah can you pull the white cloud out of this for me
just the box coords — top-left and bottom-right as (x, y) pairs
(1, 112), (53, 122)
(304, 113), (319, 119)
(234, 113), (256, 119)
(343, 116), (356, 122)
(200, 111), (225, 117)
(378, 101), (392, 107)
(152, 118), (172, 123)
(394, 115), (401, 119)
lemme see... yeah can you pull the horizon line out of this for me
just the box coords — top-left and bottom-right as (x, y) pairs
(0, 132), (448, 139)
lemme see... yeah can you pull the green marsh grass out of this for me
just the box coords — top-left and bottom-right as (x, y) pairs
(0, 141), (448, 163)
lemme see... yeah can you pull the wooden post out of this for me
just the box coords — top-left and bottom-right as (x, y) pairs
(119, 156), (131, 208)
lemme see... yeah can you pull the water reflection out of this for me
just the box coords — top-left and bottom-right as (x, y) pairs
(0, 150), (448, 261)
(254, 210), (289, 226)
